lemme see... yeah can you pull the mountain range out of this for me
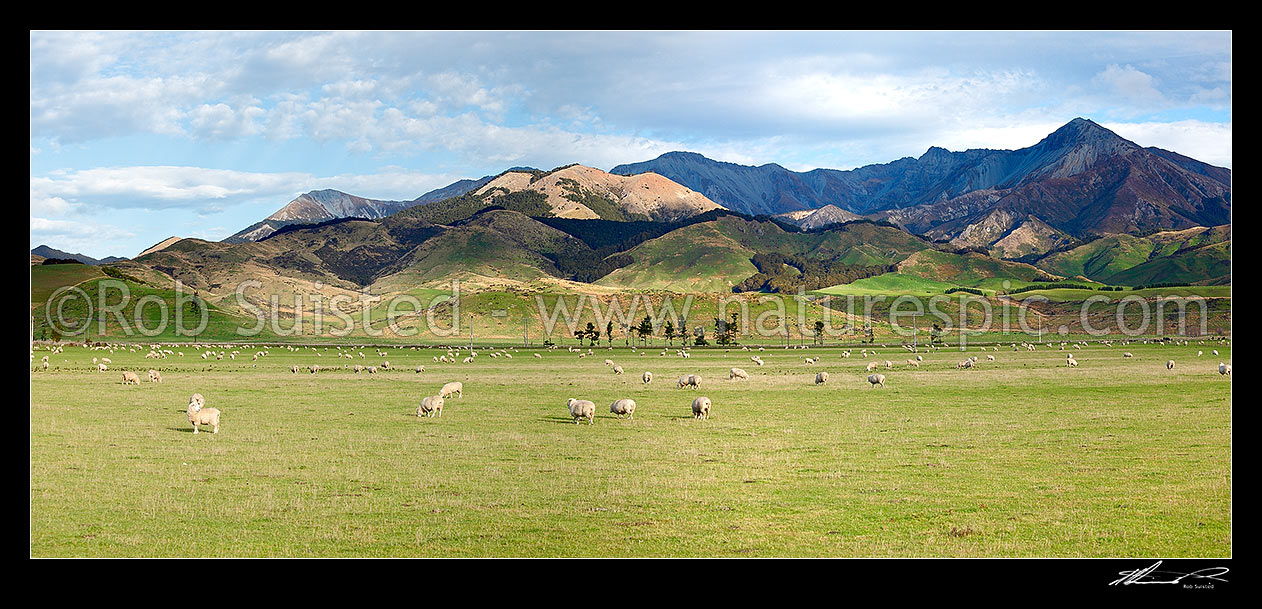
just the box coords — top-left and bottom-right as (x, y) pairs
(32, 118), (1231, 311)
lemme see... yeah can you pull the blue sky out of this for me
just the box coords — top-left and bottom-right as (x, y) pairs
(30, 30), (1232, 259)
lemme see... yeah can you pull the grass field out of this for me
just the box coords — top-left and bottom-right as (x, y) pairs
(30, 340), (1232, 557)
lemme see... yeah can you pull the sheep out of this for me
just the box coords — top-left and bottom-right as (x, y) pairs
(381, 361), (390, 370)
(957, 359), (974, 369)
(121, 371), (140, 385)
(1219, 363), (1231, 376)
(1123, 352), (1133, 358)
(609, 398), (637, 419)
(367, 366), (378, 374)
(691, 396), (711, 420)
(884, 360), (893, 369)
(354, 364), (364, 373)
(566, 398), (595, 425)
(533, 353), (542, 359)
(613, 365), (624, 375)
(440, 382), (464, 399)
(604, 359), (614, 367)
(187, 395), (220, 434)
(148, 369), (163, 383)
(98, 363), (108, 373)
(642, 371), (653, 384)
(986, 355), (995, 361)
(416, 365), (425, 373)
(815, 371), (829, 385)
(291, 365), (298, 374)
(1067, 357), (1079, 368)
(1213, 349), (1220, 356)
(1198, 350), (1203, 357)
(309, 364), (320, 374)
(906, 359), (920, 368)
(729, 367), (749, 381)
(866, 362), (879, 372)
(1167, 360), (1175, 370)
(417, 395), (444, 418)
(867, 373), (886, 388)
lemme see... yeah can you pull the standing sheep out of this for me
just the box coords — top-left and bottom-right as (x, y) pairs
(121, 371), (140, 385)
(1219, 363), (1231, 376)
(867, 373), (886, 388)
(417, 395), (444, 418)
(613, 365), (624, 375)
(566, 398), (596, 425)
(1167, 360), (1175, 370)
(609, 398), (637, 419)
(815, 371), (829, 385)
(187, 394), (220, 434)
(440, 381), (464, 399)
(148, 369), (163, 383)
(729, 367), (749, 380)
(691, 396), (711, 420)
(866, 362), (879, 372)
(642, 371), (653, 385)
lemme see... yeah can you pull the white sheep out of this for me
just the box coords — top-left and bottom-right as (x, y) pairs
(677, 374), (701, 389)
(148, 369), (163, 383)
(1123, 352), (1133, 358)
(187, 394), (220, 434)
(609, 398), (637, 419)
(868, 373), (886, 388)
(730, 367), (749, 380)
(440, 382), (464, 399)
(566, 398), (595, 425)
(604, 359), (614, 367)
(533, 353), (542, 358)
(98, 363), (108, 373)
(691, 396), (711, 420)
(1167, 360), (1175, 370)
(416, 365), (425, 373)
(1219, 363), (1231, 376)
(417, 395), (444, 418)
(815, 371), (829, 385)
(866, 362), (878, 372)
(613, 365), (624, 375)
(121, 371), (140, 385)
(642, 371), (653, 384)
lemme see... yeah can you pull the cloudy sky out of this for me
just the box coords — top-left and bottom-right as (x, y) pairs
(30, 30), (1232, 259)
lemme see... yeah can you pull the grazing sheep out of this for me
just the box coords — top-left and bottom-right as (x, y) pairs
(604, 359), (614, 367)
(533, 353), (542, 359)
(1067, 357), (1079, 368)
(1123, 352), (1133, 358)
(986, 355), (995, 361)
(691, 396), (711, 420)
(1213, 350), (1219, 356)
(1198, 350), (1203, 357)
(729, 367), (749, 380)
(957, 359), (974, 369)
(866, 362), (879, 372)
(1167, 360), (1175, 370)
(309, 364), (320, 374)
(291, 365), (298, 374)
(566, 398), (596, 425)
(98, 363), (108, 373)
(440, 382), (464, 399)
(613, 365), (624, 375)
(642, 371), (653, 384)
(416, 365), (425, 373)
(1219, 363), (1231, 376)
(609, 398), (637, 419)
(868, 373), (886, 388)
(381, 361), (390, 370)
(884, 360), (893, 369)
(367, 366), (378, 374)
(121, 371), (140, 385)
(417, 395), (444, 418)
(815, 371), (829, 385)
(148, 369), (163, 383)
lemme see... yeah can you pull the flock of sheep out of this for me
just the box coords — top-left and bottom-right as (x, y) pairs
(32, 335), (1232, 434)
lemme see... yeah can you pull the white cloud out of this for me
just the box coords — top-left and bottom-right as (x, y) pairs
(1092, 64), (1167, 110)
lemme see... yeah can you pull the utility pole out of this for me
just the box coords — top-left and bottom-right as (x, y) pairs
(469, 314), (475, 350)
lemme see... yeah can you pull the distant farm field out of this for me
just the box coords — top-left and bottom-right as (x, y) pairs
(30, 340), (1231, 557)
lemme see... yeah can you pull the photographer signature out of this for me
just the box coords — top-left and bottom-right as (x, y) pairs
(1109, 561), (1229, 586)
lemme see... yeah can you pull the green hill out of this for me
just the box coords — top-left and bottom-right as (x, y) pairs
(1036, 225), (1230, 285)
